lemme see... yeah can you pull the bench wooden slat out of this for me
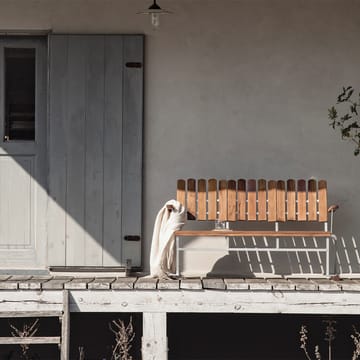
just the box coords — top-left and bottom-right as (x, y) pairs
(247, 179), (257, 220)
(318, 180), (328, 222)
(308, 179), (317, 221)
(287, 179), (296, 221)
(237, 179), (246, 220)
(187, 178), (196, 220)
(208, 179), (217, 220)
(276, 180), (286, 222)
(228, 180), (237, 221)
(197, 179), (207, 220)
(258, 179), (267, 221)
(177, 179), (186, 207)
(297, 179), (307, 221)
(268, 180), (277, 221)
(174, 230), (331, 237)
(218, 180), (228, 221)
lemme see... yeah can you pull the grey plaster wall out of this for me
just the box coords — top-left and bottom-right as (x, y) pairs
(0, 0), (359, 275)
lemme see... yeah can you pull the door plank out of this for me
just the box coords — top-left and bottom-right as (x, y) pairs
(121, 35), (144, 266)
(84, 36), (105, 266)
(103, 36), (124, 266)
(65, 36), (87, 266)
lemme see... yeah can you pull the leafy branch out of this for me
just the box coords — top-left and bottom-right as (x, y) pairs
(328, 86), (360, 156)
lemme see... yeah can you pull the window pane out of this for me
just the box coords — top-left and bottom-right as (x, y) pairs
(5, 48), (35, 141)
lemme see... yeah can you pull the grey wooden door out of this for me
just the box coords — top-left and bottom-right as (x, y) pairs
(0, 37), (47, 268)
(48, 35), (143, 268)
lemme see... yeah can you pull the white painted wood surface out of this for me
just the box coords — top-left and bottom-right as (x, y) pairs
(48, 35), (144, 268)
(142, 312), (168, 360)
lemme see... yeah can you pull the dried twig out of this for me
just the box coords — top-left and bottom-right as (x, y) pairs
(351, 326), (360, 360)
(324, 320), (336, 360)
(300, 325), (313, 360)
(9, 318), (39, 359)
(78, 346), (85, 360)
(109, 317), (135, 360)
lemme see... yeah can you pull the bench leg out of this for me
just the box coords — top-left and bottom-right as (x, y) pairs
(326, 236), (330, 276)
(176, 236), (180, 277)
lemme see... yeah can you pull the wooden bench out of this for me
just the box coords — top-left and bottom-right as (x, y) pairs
(172, 179), (338, 276)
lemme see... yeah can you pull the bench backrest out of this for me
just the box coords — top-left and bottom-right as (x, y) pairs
(177, 179), (328, 222)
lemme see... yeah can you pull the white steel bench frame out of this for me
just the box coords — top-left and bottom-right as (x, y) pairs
(172, 179), (338, 276)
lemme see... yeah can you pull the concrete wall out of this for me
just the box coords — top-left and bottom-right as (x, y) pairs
(0, 0), (359, 275)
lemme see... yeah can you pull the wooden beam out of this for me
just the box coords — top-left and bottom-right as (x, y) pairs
(61, 290), (70, 360)
(0, 337), (61, 345)
(174, 230), (331, 237)
(142, 312), (167, 360)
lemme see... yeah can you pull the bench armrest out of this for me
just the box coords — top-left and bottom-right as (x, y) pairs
(328, 204), (339, 213)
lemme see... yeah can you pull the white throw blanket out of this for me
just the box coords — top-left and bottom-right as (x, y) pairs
(148, 199), (186, 279)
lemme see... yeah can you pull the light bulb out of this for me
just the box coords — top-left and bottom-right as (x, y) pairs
(151, 13), (160, 29)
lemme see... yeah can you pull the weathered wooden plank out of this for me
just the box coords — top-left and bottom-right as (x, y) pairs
(88, 277), (116, 290)
(64, 278), (94, 290)
(69, 289), (360, 313)
(245, 279), (272, 291)
(276, 180), (286, 222)
(111, 277), (137, 290)
(208, 179), (217, 221)
(180, 278), (203, 290)
(18, 276), (53, 290)
(0, 275), (10, 281)
(197, 179), (207, 221)
(237, 179), (246, 220)
(311, 279), (341, 291)
(0, 337), (61, 345)
(47, 35), (68, 266)
(0, 291), (64, 313)
(224, 278), (249, 291)
(175, 230), (331, 237)
(103, 35), (124, 266)
(61, 290), (70, 360)
(339, 279), (360, 291)
(297, 179), (307, 221)
(65, 36), (87, 266)
(134, 278), (158, 290)
(227, 180), (237, 221)
(84, 36), (105, 266)
(287, 179), (296, 221)
(267, 180), (277, 222)
(142, 312), (167, 360)
(218, 180), (228, 221)
(308, 179), (317, 221)
(318, 180), (328, 222)
(157, 279), (180, 290)
(289, 278), (318, 291)
(121, 35), (144, 266)
(257, 179), (267, 221)
(0, 311), (63, 318)
(176, 179), (186, 206)
(202, 278), (226, 290)
(268, 279), (295, 291)
(187, 179), (196, 220)
(42, 277), (72, 290)
(247, 179), (257, 221)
